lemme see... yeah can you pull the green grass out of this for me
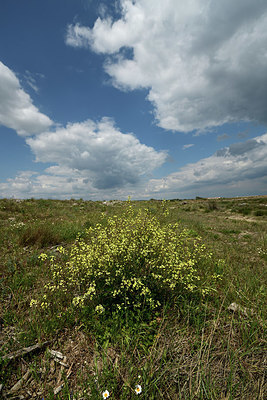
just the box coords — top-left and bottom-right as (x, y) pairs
(0, 196), (266, 399)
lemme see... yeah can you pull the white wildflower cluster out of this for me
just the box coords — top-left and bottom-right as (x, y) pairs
(10, 220), (25, 229)
(102, 383), (142, 398)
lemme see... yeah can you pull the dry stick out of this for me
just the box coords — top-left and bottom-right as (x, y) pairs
(47, 349), (69, 367)
(55, 359), (69, 368)
(3, 341), (50, 361)
(8, 370), (31, 394)
(56, 355), (67, 386)
(53, 362), (73, 395)
(47, 349), (64, 359)
(54, 383), (64, 395)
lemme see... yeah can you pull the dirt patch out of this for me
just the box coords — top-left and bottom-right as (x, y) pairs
(227, 215), (258, 223)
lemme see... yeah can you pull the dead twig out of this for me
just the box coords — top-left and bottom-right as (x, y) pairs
(3, 341), (49, 361)
(47, 349), (64, 359)
(8, 370), (31, 394)
(47, 349), (69, 367)
(56, 355), (67, 386)
(53, 362), (73, 395)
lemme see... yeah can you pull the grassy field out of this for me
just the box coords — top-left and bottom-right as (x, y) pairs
(0, 196), (266, 399)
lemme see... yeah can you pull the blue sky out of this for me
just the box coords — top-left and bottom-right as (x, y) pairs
(0, 0), (266, 200)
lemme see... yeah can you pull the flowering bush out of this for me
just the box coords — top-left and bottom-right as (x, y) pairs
(34, 203), (220, 314)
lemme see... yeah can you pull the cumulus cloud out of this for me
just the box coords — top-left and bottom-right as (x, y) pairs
(0, 61), (52, 135)
(0, 170), (93, 199)
(26, 118), (167, 190)
(0, 167), (150, 200)
(0, 59), (167, 197)
(66, 0), (267, 132)
(2, 134), (266, 200)
(146, 133), (267, 197)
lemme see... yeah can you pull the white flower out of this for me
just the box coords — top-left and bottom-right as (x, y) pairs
(135, 384), (142, 395)
(102, 390), (110, 398)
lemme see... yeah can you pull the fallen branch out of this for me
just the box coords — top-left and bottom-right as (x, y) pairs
(8, 370), (31, 394)
(3, 341), (49, 361)
(47, 349), (69, 367)
(57, 355), (67, 386)
(54, 383), (64, 395)
(55, 359), (69, 368)
(53, 362), (73, 395)
(47, 349), (64, 360)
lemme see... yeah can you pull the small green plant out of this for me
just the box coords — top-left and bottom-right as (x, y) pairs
(19, 224), (61, 247)
(205, 200), (218, 212)
(254, 209), (267, 216)
(237, 207), (252, 216)
(33, 204), (220, 318)
(19, 222), (82, 248)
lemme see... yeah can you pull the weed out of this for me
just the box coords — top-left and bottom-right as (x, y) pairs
(254, 209), (267, 216)
(206, 201), (218, 212)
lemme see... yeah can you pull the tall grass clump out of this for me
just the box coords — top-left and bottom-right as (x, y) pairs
(32, 203), (220, 320)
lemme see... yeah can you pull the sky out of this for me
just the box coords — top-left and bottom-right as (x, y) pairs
(0, 0), (267, 200)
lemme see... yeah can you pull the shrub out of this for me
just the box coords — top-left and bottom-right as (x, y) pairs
(34, 204), (220, 316)
(254, 209), (267, 216)
(237, 207), (251, 216)
(205, 201), (218, 212)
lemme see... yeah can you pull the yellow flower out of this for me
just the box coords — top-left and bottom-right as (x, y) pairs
(95, 304), (105, 314)
(30, 299), (38, 307)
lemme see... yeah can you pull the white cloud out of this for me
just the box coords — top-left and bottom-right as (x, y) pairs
(0, 59), (167, 198)
(0, 61), (52, 135)
(65, 24), (92, 48)
(0, 168), (148, 200)
(66, 0), (267, 132)
(26, 117), (167, 190)
(2, 134), (266, 200)
(146, 133), (267, 198)
(183, 144), (194, 150)
(24, 70), (45, 93)
(0, 170), (92, 199)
